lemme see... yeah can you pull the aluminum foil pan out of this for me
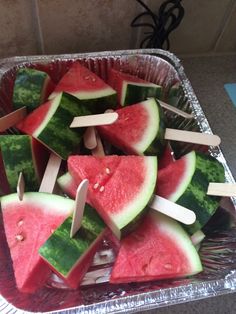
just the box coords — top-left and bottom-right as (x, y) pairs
(0, 49), (235, 313)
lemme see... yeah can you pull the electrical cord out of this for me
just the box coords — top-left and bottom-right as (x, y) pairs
(131, 0), (185, 50)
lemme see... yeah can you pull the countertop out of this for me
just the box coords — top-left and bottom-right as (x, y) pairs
(139, 54), (236, 314)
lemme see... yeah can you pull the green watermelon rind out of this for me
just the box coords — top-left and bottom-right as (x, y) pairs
(149, 210), (203, 274)
(33, 92), (89, 159)
(178, 152), (225, 234)
(1, 192), (75, 215)
(122, 82), (163, 106)
(39, 205), (105, 277)
(13, 68), (49, 112)
(112, 156), (157, 231)
(0, 135), (40, 192)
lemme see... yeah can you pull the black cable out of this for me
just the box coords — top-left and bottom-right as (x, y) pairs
(131, 0), (185, 50)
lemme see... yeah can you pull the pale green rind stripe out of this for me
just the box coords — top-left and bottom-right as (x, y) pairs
(1, 192), (75, 216)
(132, 99), (160, 154)
(113, 156), (157, 230)
(33, 94), (62, 137)
(169, 151), (196, 202)
(150, 210), (203, 274)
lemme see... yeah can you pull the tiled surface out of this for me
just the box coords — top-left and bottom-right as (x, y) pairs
(0, 1), (236, 58)
(0, 0), (39, 58)
(37, 0), (141, 54)
(143, 0), (234, 54)
(214, 1), (236, 52)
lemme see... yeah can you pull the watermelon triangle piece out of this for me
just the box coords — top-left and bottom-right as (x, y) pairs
(49, 61), (116, 101)
(110, 209), (203, 284)
(68, 155), (157, 239)
(1, 192), (75, 293)
(156, 151), (225, 234)
(97, 98), (166, 156)
(107, 67), (163, 106)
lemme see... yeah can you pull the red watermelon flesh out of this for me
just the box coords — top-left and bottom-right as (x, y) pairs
(156, 152), (193, 201)
(49, 61), (116, 100)
(158, 143), (175, 170)
(68, 155), (157, 238)
(1, 192), (74, 293)
(17, 99), (53, 136)
(97, 98), (163, 156)
(110, 210), (202, 284)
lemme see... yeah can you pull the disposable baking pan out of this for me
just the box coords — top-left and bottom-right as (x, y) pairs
(0, 49), (235, 313)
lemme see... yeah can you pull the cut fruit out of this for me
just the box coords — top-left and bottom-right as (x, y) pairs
(108, 68), (163, 106)
(13, 68), (55, 112)
(158, 143), (175, 170)
(68, 155), (157, 238)
(156, 151), (225, 234)
(1, 192), (75, 293)
(110, 209), (202, 284)
(0, 135), (49, 193)
(39, 204), (106, 289)
(17, 92), (89, 159)
(97, 98), (166, 156)
(49, 61), (117, 112)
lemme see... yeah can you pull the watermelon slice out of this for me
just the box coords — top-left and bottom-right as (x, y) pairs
(0, 135), (49, 193)
(68, 155), (157, 238)
(110, 209), (202, 284)
(39, 204), (106, 289)
(156, 151), (225, 234)
(1, 192), (75, 293)
(17, 92), (89, 159)
(48, 61), (117, 112)
(13, 68), (55, 112)
(108, 67), (163, 106)
(158, 143), (175, 170)
(97, 98), (166, 156)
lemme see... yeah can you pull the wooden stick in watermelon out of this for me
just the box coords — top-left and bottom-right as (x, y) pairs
(39, 153), (62, 193)
(157, 99), (194, 119)
(149, 195), (196, 225)
(83, 126), (97, 150)
(207, 183), (236, 197)
(71, 103), (221, 150)
(17, 172), (25, 201)
(70, 179), (89, 238)
(91, 130), (105, 156)
(0, 107), (27, 132)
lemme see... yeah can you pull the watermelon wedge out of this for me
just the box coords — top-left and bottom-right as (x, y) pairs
(17, 92), (89, 159)
(39, 204), (106, 289)
(13, 68), (55, 112)
(156, 151), (225, 234)
(97, 98), (166, 156)
(68, 155), (157, 238)
(1, 192), (75, 293)
(108, 68), (163, 106)
(110, 209), (202, 284)
(48, 61), (117, 112)
(0, 135), (49, 193)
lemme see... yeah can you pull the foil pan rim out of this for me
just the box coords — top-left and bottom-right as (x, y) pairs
(0, 48), (235, 313)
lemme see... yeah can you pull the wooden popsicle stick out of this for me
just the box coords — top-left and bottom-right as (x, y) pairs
(39, 153), (62, 193)
(158, 100), (194, 119)
(149, 195), (196, 225)
(17, 172), (25, 201)
(207, 183), (236, 197)
(165, 128), (221, 146)
(70, 112), (118, 128)
(83, 126), (97, 150)
(0, 107), (27, 132)
(70, 179), (89, 238)
(91, 131), (105, 156)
